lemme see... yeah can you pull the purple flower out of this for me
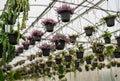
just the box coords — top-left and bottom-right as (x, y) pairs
(32, 30), (44, 37)
(55, 4), (74, 14)
(39, 43), (53, 50)
(27, 36), (35, 40)
(22, 41), (29, 46)
(51, 33), (69, 42)
(41, 18), (57, 26)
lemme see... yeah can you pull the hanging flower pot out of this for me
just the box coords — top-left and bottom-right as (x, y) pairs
(113, 46), (120, 58)
(69, 34), (78, 43)
(16, 46), (24, 54)
(56, 4), (74, 22)
(102, 30), (112, 44)
(32, 30), (44, 41)
(84, 26), (95, 36)
(110, 61), (117, 67)
(103, 14), (116, 27)
(104, 37), (111, 44)
(85, 65), (89, 71)
(46, 61), (53, 67)
(74, 61), (80, 68)
(42, 18), (57, 32)
(8, 31), (19, 45)
(97, 54), (105, 62)
(97, 63), (105, 70)
(55, 57), (62, 64)
(66, 63), (70, 69)
(39, 63), (45, 69)
(22, 41), (29, 50)
(76, 44), (85, 59)
(51, 33), (69, 50)
(64, 55), (72, 62)
(85, 55), (94, 64)
(27, 36), (35, 45)
(76, 52), (84, 59)
(39, 43), (53, 56)
(55, 40), (65, 50)
(117, 62), (120, 67)
(116, 36), (120, 46)
(92, 42), (104, 53)
(0, 43), (3, 58)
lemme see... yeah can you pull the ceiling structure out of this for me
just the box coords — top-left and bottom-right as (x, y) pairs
(0, 0), (120, 66)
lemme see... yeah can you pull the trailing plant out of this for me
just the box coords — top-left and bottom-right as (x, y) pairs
(104, 45), (114, 60)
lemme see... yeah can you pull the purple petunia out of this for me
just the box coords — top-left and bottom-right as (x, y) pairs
(55, 4), (74, 14)
(41, 18), (57, 26)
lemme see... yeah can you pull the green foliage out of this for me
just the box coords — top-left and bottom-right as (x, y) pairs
(0, 69), (5, 81)
(102, 30), (112, 38)
(85, 55), (94, 60)
(77, 44), (85, 52)
(104, 46), (114, 57)
(114, 46), (120, 52)
(84, 26), (96, 32)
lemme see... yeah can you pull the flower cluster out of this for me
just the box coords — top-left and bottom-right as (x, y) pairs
(51, 33), (69, 42)
(56, 4), (74, 14)
(22, 41), (29, 46)
(39, 43), (53, 50)
(41, 18), (57, 26)
(32, 30), (44, 37)
(27, 36), (35, 40)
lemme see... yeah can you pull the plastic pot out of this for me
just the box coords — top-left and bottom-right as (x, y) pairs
(60, 11), (71, 22)
(104, 16), (115, 27)
(55, 40), (65, 50)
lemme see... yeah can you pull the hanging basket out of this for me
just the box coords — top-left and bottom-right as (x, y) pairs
(74, 61), (80, 68)
(116, 37), (120, 46)
(34, 35), (41, 41)
(46, 61), (52, 67)
(29, 39), (35, 45)
(45, 23), (54, 32)
(76, 52), (84, 59)
(104, 37), (111, 44)
(55, 40), (65, 50)
(84, 28), (94, 36)
(64, 55), (72, 62)
(66, 63), (70, 69)
(41, 48), (50, 56)
(104, 16), (115, 27)
(0, 43), (3, 58)
(86, 59), (91, 64)
(114, 52), (120, 58)
(55, 58), (62, 64)
(60, 11), (71, 22)
(23, 44), (29, 50)
(39, 63), (45, 69)
(92, 44), (104, 53)
(98, 55), (104, 62)
(8, 33), (18, 45)
(69, 36), (77, 43)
